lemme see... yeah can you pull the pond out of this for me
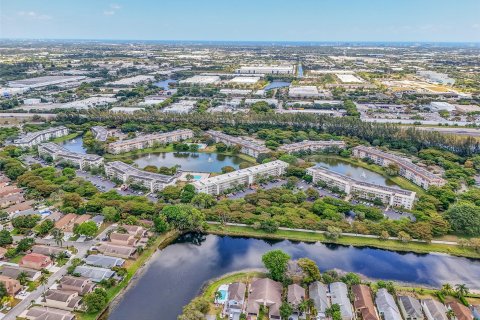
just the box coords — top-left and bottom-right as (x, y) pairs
(132, 152), (244, 173)
(264, 81), (291, 91)
(315, 157), (399, 188)
(153, 78), (177, 90)
(60, 135), (86, 154)
(109, 233), (480, 320)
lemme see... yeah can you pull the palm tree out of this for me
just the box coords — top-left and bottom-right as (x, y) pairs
(17, 271), (29, 286)
(38, 274), (48, 300)
(214, 291), (222, 303)
(441, 283), (453, 295)
(455, 284), (469, 297)
(51, 228), (64, 247)
(446, 309), (456, 320)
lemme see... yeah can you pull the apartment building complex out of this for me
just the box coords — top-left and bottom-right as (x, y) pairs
(278, 140), (346, 154)
(38, 143), (104, 170)
(352, 146), (446, 189)
(307, 167), (416, 209)
(192, 160), (288, 195)
(13, 126), (69, 148)
(107, 129), (194, 154)
(206, 130), (270, 158)
(104, 161), (176, 192)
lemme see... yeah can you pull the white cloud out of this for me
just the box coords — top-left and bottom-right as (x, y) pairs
(17, 11), (51, 20)
(110, 4), (121, 10)
(103, 3), (121, 16)
(103, 10), (116, 16)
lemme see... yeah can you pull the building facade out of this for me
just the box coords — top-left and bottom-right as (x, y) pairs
(352, 146), (446, 189)
(14, 126), (69, 148)
(104, 161), (176, 192)
(206, 130), (270, 158)
(193, 160), (288, 195)
(278, 140), (346, 154)
(307, 167), (416, 209)
(38, 143), (104, 170)
(91, 126), (110, 142)
(107, 129), (194, 154)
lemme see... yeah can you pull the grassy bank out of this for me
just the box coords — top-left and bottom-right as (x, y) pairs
(52, 132), (81, 143)
(309, 154), (425, 195)
(77, 230), (180, 320)
(206, 224), (480, 259)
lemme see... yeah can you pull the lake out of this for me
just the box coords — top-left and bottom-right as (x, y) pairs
(153, 78), (177, 90)
(264, 81), (291, 91)
(109, 233), (480, 320)
(132, 152), (244, 173)
(315, 157), (398, 188)
(60, 135), (86, 154)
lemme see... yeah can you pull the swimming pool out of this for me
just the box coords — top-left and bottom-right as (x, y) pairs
(193, 175), (202, 180)
(216, 284), (229, 303)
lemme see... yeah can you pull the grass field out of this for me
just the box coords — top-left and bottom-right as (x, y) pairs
(52, 132), (81, 143)
(206, 224), (480, 259)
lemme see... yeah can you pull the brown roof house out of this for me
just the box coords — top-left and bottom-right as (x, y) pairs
(43, 289), (82, 311)
(96, 243), (136, 259)
(109, 232), (137, 246)
(123, 225), (146, 237)
(447, 302), (474, 320)
(224, 282), (246, 318)
(20, 306), (75, 320)
(246, 278), (282, 319)
(59, 276), (96, 296)
(352, 284), (380, 320)
(19, 253), (53, 270)
(0, 275), (22, 296)
(288, 283), (307, 318)
(31, 245), (70, 258)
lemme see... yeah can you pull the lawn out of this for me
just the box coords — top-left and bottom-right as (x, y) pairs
(76, 230), (179, 320)
(206, 224), (480, 259)
(52, 132), (81, 143)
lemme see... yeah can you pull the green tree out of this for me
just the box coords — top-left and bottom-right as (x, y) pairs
(153, 215), (169, 233)
(445, 202), (480, 236)
(262, 250), (291, 282)
(36, 219), (54, 236)
(298, 258), (321, 284)
(191, 193), (216, 209)
(161, 205), (205, 232)
(0, 230), (13, 247)
(280, 302), (293, 320)
(51, 228), (64, 247)
(84, 288), (108, 313)
(74, 221), (98, 238)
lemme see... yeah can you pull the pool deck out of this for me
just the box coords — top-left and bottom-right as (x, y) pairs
(178, 171), (210, 182)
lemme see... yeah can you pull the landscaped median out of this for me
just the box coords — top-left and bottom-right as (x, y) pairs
(76, 230), (179, 320)
(206, 223), (480, 259)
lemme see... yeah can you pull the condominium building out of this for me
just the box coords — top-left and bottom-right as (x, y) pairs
(104, 161), (176, 192)
(192, 160), (288, 195)
(38, 143), (104, 170)
(107, 129), (194, 154)
(206, 130), (270, 158)
(278, 140), (346, 154)
(307, 167), (416, 209)
(91, 126), (110, 142)
(13, 126), (69, 148)
(352, 146), (446, 189)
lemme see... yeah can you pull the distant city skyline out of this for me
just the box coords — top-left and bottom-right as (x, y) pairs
(1, 0), (480, 42)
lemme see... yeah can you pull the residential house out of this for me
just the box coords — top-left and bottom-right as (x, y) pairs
(352, 285), (379, 320)
(330, 282), (354, 320)
(398, 296), (424, 320)
(59, 276), (96, 295)
(31, 245), (70, 258)
(309, 281), (330, 320)
(73, 265), (116, 283)
(376, 288), (402, 320)
(288, 283), (306, 318)
(0, 275), (22, 296)
(224, 282), (246, 318)
(246, 278), (282, 319)
(96, 243), (136, 259)
(123, 225), (146, 237)
(447, 302), (474, 320)
(109, 232), (137, 246)
(20, 306), (75, 320)
(422, 299), (448, 320)
(0, 265), (40, 281)
(19, 253), (53, 270)
(5, 200), (34, 216)
(44, 289), (82, 311)
(84, 254), (125, 268)
(0, 247), (7, 259)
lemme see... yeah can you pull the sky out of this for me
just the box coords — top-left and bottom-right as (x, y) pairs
(1, 0), (480, 42)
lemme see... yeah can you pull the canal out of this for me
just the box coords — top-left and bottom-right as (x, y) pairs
(109, 233), (480, 320)
(132, 152), (244, 173)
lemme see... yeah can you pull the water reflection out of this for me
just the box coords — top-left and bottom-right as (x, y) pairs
(61, 135), (87, 154)
(109, 234), (480, 320)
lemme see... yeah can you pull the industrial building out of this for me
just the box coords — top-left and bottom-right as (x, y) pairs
(104, 161), (176, 192)
(8, 76), (87, 89)
(108, 129), (194, 154)
(235, 65), (295, 74)
(38, 143), (104, 170)
(307, 167), (416, 209)
(278, 140), (346, 153)
(352, 146), (446, 189)
(13, 126), (69, 148)
(192, 160), (288, 195)
(179, 75), (220, 85)
(206, 130), (270, 158)
(289, 86), (320, 98)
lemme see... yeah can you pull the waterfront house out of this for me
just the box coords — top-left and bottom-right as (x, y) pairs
(309, 281), (331, 320)
(376, 288), (402, 320)
(19, 253), (53, 270)
(398, 296), (424, 320)
(84, 254), (125, 268)
(422, 299), (448, 320)
(447, 301), (474, 320)
(73, 265), (115, 283)
(224, 282), (246, 318)
(352, 284), (379, 320)
(330, 282), (354, 320)
(0, 275), (22, 296)
(59, 276), (96, 295)
(20, 306), (75, 320)
(44, 289), (82, 311)
(96, 243), (136, 259)
(288, 283), (306, 318)
(109, 232), (138, 246)
(246, 278), (282, 319)
(123, 225), (146, 237)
